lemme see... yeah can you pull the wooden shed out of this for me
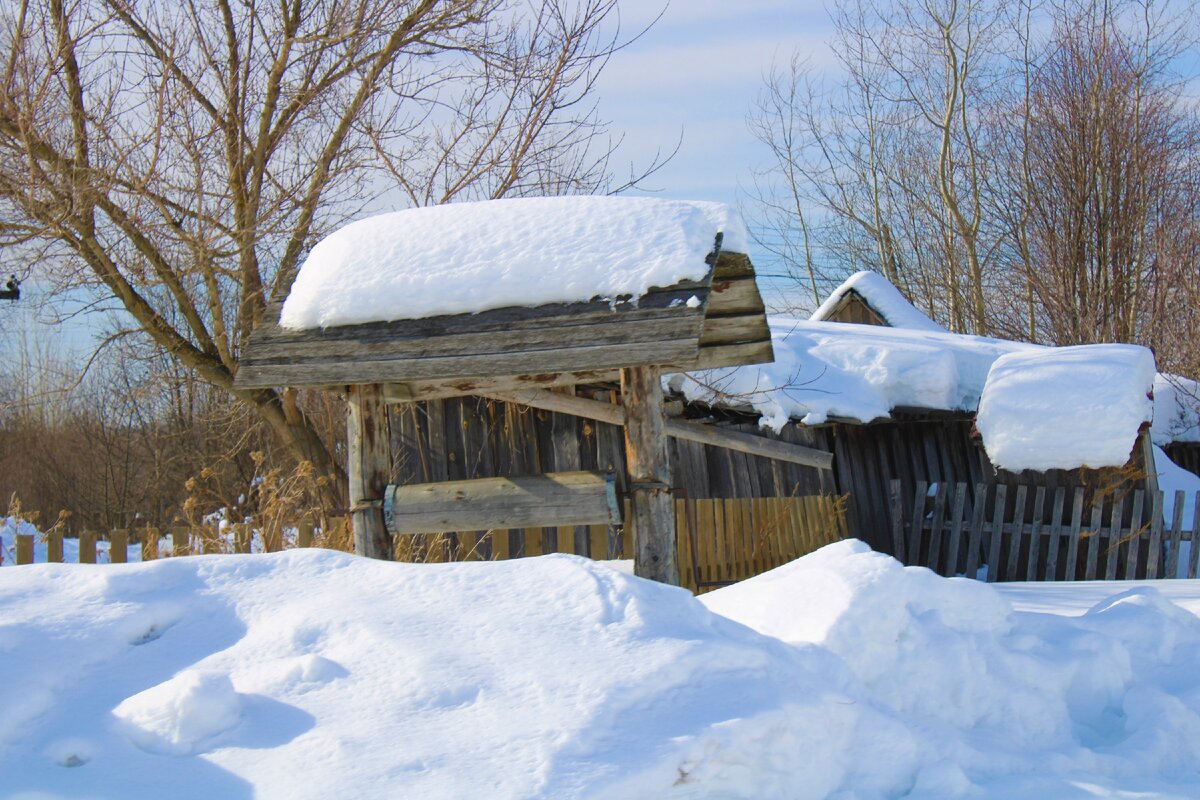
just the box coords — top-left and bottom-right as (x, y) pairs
(236, 197), (835, 586)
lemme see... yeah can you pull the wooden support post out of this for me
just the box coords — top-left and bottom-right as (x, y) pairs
(621, 367), (678, 585)
(348, 383), (393, 560)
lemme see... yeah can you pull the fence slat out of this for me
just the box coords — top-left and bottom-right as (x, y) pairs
(491, 529), (510, 560)
(944, 483), (968, 577)
(1104, 496), (1123, 581)
(1166, 490), (1186, 579)
(1044, 487), (1066, 581)
(1190, 491), (1200, 578)
(889, 480), (904, 558)
(1189, 491), (1200, 580)
(1126, 490), (1145, 580)
(79, 531), (97, 564)
(907, 481), (928, 566)
(1026, 487), (1046, 582)
(16, 534), (33, 565)
(1006, 485), (1028, 581)
(170, 526), (190, 557)
(110, 529), (128, 564)
(47, 531), (63, 563)
(964, 483), (988, 579)
(1146, 491), (1164, 579)
(1065, 489), (1085, 581)
(141, 527), (159, 561)
(926, 483), (949, 573)
(1084, 496), (1103, 581)
(986, 484), (1007, 583)
(297, 518), (315, 548)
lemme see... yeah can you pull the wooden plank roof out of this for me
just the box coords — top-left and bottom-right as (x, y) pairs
(234, 250), (773, 396)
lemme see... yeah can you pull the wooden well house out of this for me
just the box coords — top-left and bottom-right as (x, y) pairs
(236, 199), (834, 585)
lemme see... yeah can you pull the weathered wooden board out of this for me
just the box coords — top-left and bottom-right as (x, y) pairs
(384, 471), (618, 534)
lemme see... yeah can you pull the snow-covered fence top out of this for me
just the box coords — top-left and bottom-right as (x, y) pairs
(280, 196), (747, 329)
(237, 197), (772, 394)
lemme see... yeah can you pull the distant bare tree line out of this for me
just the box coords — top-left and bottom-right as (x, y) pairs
(750, 0), (1200, 379)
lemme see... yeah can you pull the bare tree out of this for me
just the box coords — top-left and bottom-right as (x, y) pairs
(0, 0), (651, 505)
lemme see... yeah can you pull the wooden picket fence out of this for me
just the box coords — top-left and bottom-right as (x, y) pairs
(7, 520), (317, 566)
(892, 480), (1200, 582)
(402, 496), (848, 594)
(7, 497), (847, 595)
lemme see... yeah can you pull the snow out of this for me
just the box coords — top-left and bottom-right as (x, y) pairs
(669, 318), (1028, 430)
(1153, 373), (1200, 445)
(810, 270), (947, 332)
(279, 196), (747, 329)
(4, 545), (1200, 798)
(976, 344), (1156, 472)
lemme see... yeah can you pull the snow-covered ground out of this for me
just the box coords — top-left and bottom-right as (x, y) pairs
(3, 541), (1199, 799)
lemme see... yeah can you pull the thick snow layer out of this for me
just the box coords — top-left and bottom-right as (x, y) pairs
(669, 318), (1028, 430)
(1153, 373), (1200, 445)
(4, 546), (1200, 798)
(702, 540), (1200, 799)
(810, 270), (947, 332)
(279, 196), (747, 329)
(976, 344), (1155, 472)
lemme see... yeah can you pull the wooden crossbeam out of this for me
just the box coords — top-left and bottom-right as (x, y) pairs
(483, 388), (834, 470)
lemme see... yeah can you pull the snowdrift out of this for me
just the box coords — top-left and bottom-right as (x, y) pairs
(2, 545), (1200, 798)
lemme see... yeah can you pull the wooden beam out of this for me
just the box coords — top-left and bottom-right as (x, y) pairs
(383, 472), (618, 534)
(483, 388), (834, 470)
(621, 366), (679, 585)
(348, 383), (393, 559)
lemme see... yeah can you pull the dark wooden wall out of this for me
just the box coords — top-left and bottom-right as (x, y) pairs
(386, 396), (1168, 561)
(826, 293), (887, 326)
(1163, 442), (1200, 476)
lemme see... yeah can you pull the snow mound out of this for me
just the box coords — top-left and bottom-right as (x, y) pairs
(670, 318), (1026, 429)
(114, 670), (243, 756)
(279, 196), (747, 329)
(810, 270), (947, 332)
(703, 540), (1200, 796)
(4, 546), (1200, 797)
(976, 344), (1155, 472)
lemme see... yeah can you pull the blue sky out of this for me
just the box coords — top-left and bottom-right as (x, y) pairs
(597, 1), (834, 204)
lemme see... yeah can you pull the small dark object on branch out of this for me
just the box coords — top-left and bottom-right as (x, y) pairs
(0, 275), (19, 301)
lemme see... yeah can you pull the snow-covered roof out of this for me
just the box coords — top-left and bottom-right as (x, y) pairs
(975, 345), (1155, 472)
(809, 271), (946, 333)
(669, 319), (1029, 431)
(671, 318), (1190, 469)
(280, 196), (747, 330)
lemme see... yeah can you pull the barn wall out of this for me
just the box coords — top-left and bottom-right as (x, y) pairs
(1163, 442), (1200, 477)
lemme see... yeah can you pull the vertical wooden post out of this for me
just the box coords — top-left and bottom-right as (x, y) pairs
(47, 530), (64, 563)
(348, 383), (393, 560)
(142, 527), (159, 561)
(171, 526), (190, 557)
(16, 534), (34, 565)
(620, 367), (678, 585)
(234, 523), (252, 554)
(79, 530), (97, 564)
(297, 517), (315, 548)
(110, 529), (128, 563)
